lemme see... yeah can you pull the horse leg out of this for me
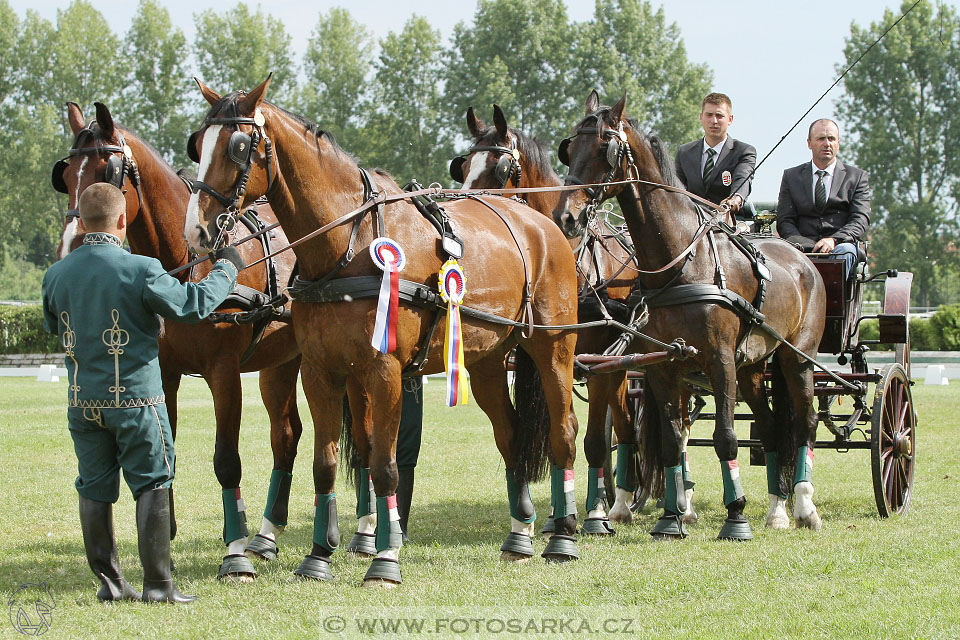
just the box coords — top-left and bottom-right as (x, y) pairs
(291, 358), (345, 582)
(679, 386), (698, 525)
(205, 364), (257, 581)
(245, 355), (303, 561)
(710, 355), (753, 541)
(346, 378), (378, 557)
(737, 362), (789, 530)
(468, 348), (537, 562)
(780, 351), (821, 530)
(582, 371), (618, 533)
(647, 374), (689, 539)
(161, 369), (181, 543)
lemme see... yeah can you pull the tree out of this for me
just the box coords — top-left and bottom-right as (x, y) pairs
(298, 8), (373, 152)
(193, 5), (294, 105)
(118, 0), (191, 165)
(837, 0), (960, 305)
(365, 16), (452, 186)
(0, 0), (19, 106)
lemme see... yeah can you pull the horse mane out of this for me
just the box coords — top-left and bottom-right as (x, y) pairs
(476, 124), (558, 179)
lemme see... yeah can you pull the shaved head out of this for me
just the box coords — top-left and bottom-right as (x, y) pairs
(78, 183), (126, 231)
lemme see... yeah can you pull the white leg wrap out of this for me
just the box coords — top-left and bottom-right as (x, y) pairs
(510, 518), (535, 536)
(256, 518), (283, 540)
(587, 507), (608, 519)
(227, 538), (248, 556)
(681, 488), (698, 525)
(357, 513), (377, 535)
(376, 548), (400, 561)
(608, 488), (633, 523)
(793, 481), (822, 530)
(765, 494), (790, 529)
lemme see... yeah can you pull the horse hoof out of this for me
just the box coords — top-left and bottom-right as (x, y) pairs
(717, 518), (754, 541)
(346, 532), (377, 557)
(581, 518), (615, 535)
(650, 515), (688, 540)
(500, 532), (534, 559)
(363, 558), (401, 586)
(796, 512), (823, 531)
(608, 504), (633, 524)
(542, 535), (579, 562)
(500, 551), (532, 564)
(244, 534), (278, 561)
(681, 510), (699, 525)
(293, 555), (334, 581)
(217, 554), (256, 582)
(765, 515), (790, 530)
(363, 578), (399, 589)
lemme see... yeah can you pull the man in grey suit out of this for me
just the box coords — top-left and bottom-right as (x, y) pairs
(776, 118), (870, 278)
(675, 92), (756, 218)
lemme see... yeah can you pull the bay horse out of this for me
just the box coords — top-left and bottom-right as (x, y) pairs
(53, 102), (303, 580)
(451, 105), (646, 531)
(183, 76), (581, 586)
(553, 91), (827, 539)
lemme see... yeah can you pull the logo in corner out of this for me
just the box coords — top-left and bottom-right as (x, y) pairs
(8, 583), (55, 636)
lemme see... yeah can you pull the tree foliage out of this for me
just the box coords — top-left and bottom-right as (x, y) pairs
(837, 0), (960, 305)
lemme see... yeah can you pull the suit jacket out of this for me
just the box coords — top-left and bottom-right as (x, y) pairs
(42, 232), (237, 408)
(675, 137), (756, 206)
(776, 160), (870, 245)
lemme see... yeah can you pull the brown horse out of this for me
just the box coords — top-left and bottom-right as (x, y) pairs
(553, 91), (827, 539)
(451, 105), (644, 531)
(53, 102), (302, 580)
(182, 76), (581, 585)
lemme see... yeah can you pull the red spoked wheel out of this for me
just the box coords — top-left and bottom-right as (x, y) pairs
(870, 363), (916, 517)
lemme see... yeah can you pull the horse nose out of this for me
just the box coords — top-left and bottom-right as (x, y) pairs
(557, 209), (579, 238)
(196, 224), (211, 249)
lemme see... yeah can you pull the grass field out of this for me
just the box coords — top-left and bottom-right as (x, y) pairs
(0, 374), (958, 639)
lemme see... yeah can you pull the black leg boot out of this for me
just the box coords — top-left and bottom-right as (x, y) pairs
(79, 496), (141, 602)
(136, 488), (196, 603)
(396, 467), (415, 544)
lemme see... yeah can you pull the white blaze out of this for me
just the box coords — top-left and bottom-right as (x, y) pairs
(58, 156), (88, 259)
(184, 125), (223, 252)
(460, 152), (490, 190)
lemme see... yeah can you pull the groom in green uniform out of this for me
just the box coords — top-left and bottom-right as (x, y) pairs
(42, 183), (244, 603)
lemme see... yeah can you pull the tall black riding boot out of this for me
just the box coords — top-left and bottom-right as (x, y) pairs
(396, 467), (415, 544)
(136, 488), (196, 603)
(79, 496), (141, 602)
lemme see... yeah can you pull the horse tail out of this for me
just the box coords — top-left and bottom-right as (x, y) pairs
(639, 381), (666, 500)
(339, 396), (358, 483)
(770, 354), (797, 495)
(511, 347), (551, 484)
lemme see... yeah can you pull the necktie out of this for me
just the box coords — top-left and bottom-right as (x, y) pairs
(703, 148), (716, 180)
(815, 170), (827, 210)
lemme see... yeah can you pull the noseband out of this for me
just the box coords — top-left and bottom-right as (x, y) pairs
(449, 143), (522, 187)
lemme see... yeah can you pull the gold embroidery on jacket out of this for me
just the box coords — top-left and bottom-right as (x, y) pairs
(102, 309), (130, 405)
(60, 311), (80, 404)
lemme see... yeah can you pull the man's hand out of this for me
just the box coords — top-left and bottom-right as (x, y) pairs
(812, 237), (837, 253)
(214, 245), (246, 272)
(720, 194), (743, 213)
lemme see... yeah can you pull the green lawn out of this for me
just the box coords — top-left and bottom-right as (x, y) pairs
(0, 375), (957, 639)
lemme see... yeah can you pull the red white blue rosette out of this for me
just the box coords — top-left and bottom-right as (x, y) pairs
(370, 238), (405, 354)
(438, 259), (468, 406)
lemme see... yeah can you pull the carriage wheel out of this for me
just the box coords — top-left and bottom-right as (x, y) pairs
(870, 363), (916, 517)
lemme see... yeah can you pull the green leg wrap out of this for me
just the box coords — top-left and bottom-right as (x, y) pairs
(263, 469), (293, 527)
(663, 465), (687, 515)
(682, 450), (695, 491)
(794, 446), (814, 486)
(720, 460), (745, 507)
(615, 443), (638, 491)
(312, 492), (340, 553)
(585, 467), (607, 513)
(355, 468), (375, 519)
(550, 466), (576, 519)
(375, 495), (403, 552)
(222, 488), (249, 545)
(506, 470), (536, 523)
(765, 452), (787, 498)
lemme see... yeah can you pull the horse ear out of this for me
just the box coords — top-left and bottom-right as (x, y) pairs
(66, 102), (84, 135)
(238, 73), (272, 114)
(195, 77), (221, 106)
(610, 93), (627, 124)
(466, 106), (485, 140)
(585, 89), (600, 115)
(492, 104), (508, 138)
(94, 102), (115, 140)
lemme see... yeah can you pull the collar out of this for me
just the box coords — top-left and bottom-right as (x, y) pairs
(703, 137), (727, 156)
(82, 232), (124, 248)
(811, 159), (837, 176)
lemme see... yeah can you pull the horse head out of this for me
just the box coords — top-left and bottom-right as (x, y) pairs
(450, 104), (527, 189)
(52, 102), (142, 259)
(184, 75), (276, 253)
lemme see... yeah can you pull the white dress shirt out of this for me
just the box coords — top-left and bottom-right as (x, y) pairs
(701, 137), (727, 175)
(811, 160), (837, 201)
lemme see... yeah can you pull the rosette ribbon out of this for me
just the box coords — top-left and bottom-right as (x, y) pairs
(370, 238), (405, 354)
(438, 259), (468, 406)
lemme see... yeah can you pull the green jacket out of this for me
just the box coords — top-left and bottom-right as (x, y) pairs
(42, 232), (237, 408)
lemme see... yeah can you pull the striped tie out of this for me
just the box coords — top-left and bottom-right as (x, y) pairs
(815, 170), (827, 210)
(703, 148), (716, 181)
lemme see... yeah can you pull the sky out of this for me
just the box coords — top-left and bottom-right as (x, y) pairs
(8, 0), (953, 201)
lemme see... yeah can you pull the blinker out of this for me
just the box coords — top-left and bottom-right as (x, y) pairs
(52, 160), (70, 194)
(558, 138), (571, 166)
(449, 156), (466, 183)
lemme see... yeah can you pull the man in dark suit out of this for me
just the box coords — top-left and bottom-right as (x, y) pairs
(776, 118), (870, 278)
(675, 92), (756, 218)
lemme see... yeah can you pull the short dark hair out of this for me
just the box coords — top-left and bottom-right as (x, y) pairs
(807, 118), (840, 140)
(78, 183), (125, 230)
(701, 93), (732, 112)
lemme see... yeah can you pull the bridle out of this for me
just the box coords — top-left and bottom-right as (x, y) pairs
(449, 142), (522, 187)
(51, 123), (145, 219)
(187, 103), (276, 241)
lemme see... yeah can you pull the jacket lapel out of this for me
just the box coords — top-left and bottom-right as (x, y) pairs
(829, 160), (846, 203)
(795, 163), (814, 211)
(682, 141), (705, 193)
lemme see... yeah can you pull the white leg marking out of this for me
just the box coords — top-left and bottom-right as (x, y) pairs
(184, 125), (222, 252)
(793, 481), (822, 530)
(766, 494), (790, 529)
(460, 152), (490, 189)
(609, 487), (634, 523)
(510, 517), (535, 536)
(375, 548), (399, 561)
(356, 513), (377, 535)
(227, 537), (248, 555)
(256, 519), (283, 540)
(59, 217), (79, 260)
(682, 487), (698, 525)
